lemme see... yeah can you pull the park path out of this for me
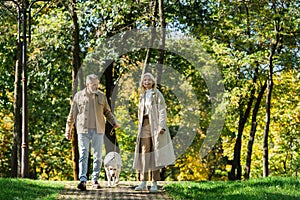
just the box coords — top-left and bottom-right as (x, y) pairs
(57, 181), (173, 200)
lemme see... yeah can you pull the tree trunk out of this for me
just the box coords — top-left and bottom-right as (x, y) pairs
(157, 0), (165, 84)
(104, 62), (119, 154)
(11, 41), (22, 178)
(244, 80), (267, 179)
(157, 0), (167, 181)
(263, 72), (273, 178)
(70, 0), (80, 180)
(263, 59), (274, 178)
(229, 79), (256, 180)
(142, 0), (157, 76)
(263, 10), (280, 176)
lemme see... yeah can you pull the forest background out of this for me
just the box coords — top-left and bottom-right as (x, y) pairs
(0, 0), (299, 182)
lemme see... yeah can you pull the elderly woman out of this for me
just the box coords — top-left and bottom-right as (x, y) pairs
(133, 72), (175, 193)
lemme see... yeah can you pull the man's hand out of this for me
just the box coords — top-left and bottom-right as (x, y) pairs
(159, 129), (165, 134)
(65, 132), (71, 140)
(113, 123), (119, 129)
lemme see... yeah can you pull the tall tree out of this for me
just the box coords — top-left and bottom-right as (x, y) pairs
(57, 0), (81, 180)
(0, 1), (23, 178)
(156, 0), (165, 83)
(244, 80), (267, 179)
(12, 41), (22, 178)
(20, 0), (29, 178)
(70, 0), (81, 180)
(229, 72), (257, 180)
(104, 62), (119, 154)
(142, 0), (158, 76)
(263, 2), (280, 177)
(260, 0), (299, 178)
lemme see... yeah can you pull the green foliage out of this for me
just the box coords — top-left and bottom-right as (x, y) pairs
(0, 9), (16, 113)
(268, 69), (300, 176)
(0, 4), (17, 178)
(174, 0), (300, 180)
(164, 176), (300, 200)
(23, 5), (74, 180)
(0, 0), (299, 182)
(0, 113), (14, 177)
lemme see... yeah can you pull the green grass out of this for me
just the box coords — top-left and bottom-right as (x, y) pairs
(163, 177), (300, 200)
(0, 178), (64, 200)
(1, 176), (299, 200)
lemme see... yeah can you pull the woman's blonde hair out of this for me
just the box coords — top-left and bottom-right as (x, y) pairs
(139, 72), (157, 94)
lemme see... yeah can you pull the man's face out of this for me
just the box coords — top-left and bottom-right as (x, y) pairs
(87, 79), (99, 94)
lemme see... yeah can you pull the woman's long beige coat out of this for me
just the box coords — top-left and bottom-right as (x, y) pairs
(133, 89), (175, 170)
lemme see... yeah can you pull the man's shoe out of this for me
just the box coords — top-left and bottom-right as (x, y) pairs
(134, 181), (147, 191)
(77, 181), (86, 191)
(92, 181), (101, 189)
(149, 181), (158, 193)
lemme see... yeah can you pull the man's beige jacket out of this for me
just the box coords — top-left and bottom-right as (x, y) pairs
(65, 88), (117, 135)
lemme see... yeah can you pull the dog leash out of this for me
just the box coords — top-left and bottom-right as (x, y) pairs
(108, 127), (117, 163)
(109, 128), (117, 153)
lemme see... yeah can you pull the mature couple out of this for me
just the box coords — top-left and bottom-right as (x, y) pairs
(65, 73), (175, 192)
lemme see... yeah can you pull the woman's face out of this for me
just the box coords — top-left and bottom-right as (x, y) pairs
(143, 75), (154, 90)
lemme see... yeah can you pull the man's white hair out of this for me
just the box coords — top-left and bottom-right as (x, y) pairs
(86, 74), (99, 84)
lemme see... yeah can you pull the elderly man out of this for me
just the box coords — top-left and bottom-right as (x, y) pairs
(65, 74), (118, 191)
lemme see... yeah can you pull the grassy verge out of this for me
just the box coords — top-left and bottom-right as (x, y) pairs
(0, 178), (64, 200)
(163, 176), (300, 200)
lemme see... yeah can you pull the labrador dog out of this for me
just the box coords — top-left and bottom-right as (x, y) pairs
(104, 151), (122, 187)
